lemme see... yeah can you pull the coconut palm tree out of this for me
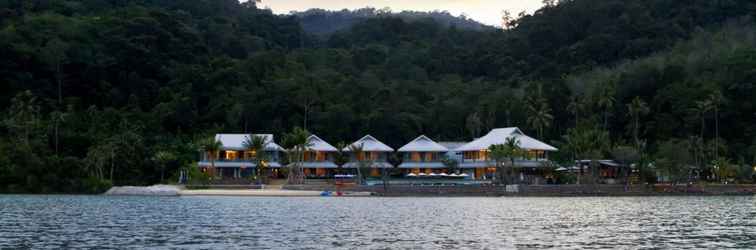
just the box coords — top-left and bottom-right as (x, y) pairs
(243, 135), (269, 184)
(692, 99), (712, 140)
(527, 101), (553, 140)
(708, 90), (724, 159)
(567, 94), (586, 127)
(334, 142), (350, 174)
(283, 127), (311, 185)
(596, 82), (616, 131)
(489, 137), (523, 184)
(626, 96), (650, 146)
(200, 137), (223, 177)
(49, 109), (68, 156)
(489, 144), (508, 184)
(348, 143), (368, 184)
(503, 137), (523, 184)
(153, 151), (176, 183)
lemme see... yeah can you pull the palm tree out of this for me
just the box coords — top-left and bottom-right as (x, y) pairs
(243, 135), (269, 184)
(596, 83), (616, 131)
(348, 143), (368, 184)
(334, 142), (350, 174)
(562, 127), (608, 184)
(626, 96), (650, 146)
(283, 127), (311, 185)
(489, 144), (508, 184)
(503, 137), (523, 184)
(708, 90), (724, 159)
(200, 137), (223, 177)
(692, 99), (712, 139)
(567, 95), (586, 127)
(527, 101), (553, 140)
(153, 151), (176, 183)
(49, 108), (68, 156)
(489, 137), (522, 184)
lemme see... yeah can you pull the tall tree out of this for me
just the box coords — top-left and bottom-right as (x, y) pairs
(595, 82), (616, 131)
(708, 90), (724, 159)
(200, 137), (223, 178)
(626, 96), (649, 146)
(243, 135), (269, 184)
(153, 151), (176, 183)
(348, 143), (368, 184)
(283, 127), (311, 185)
(40, 38), (69, 106)
(692, 100), (712, 139)
(567, 95), (586, 127)
(527, 101), (553, 140)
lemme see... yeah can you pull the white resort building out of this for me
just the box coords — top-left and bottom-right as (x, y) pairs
(300, 135), (339, 178)
(198, 134), (284, 178)
(397, 135), (449, 175)
(342, 135), (394, 177)
(197, 128), (558, 183)
(455, 127), (558, 182)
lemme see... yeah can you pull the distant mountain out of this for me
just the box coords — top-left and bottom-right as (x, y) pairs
(291, 8), (494, 35)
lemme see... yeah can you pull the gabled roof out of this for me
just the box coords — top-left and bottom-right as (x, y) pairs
(437, 141), (468, 151)
(215, 134), (284, 151)
(343, 135), (394, 152)
(455, 128), (558, 152)
(397, 135), (448, 152)
(306, 135), (338, 152)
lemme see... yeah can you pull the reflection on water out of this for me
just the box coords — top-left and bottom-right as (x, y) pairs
(0, 195), (755, 249)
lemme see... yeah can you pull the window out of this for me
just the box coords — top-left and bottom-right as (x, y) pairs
(411, 152), (421, 162)
(225, 151), (238, 160)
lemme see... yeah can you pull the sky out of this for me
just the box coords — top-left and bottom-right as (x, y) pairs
(259, 0), (545, 27)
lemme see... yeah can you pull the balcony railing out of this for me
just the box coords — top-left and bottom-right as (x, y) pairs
(205, 158), (280, 163)
(462, 158), (548, 163)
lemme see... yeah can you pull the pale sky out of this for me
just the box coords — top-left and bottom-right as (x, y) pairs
(260, 0), (545, 27)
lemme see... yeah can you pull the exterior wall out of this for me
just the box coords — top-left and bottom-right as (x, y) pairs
(349, 151), (389, 162)
(200, 150), (281, 163)
(402, 152), (443, 162)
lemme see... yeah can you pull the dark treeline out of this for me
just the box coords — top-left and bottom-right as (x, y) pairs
(1, 0), (755, 193)
(292, 7), (492, 35)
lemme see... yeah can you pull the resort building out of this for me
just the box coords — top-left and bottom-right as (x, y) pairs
(300, 135), (339, 178)
(455, 128), (558, 182)
(342, 135), (394, 177)
(198, 134), (284, 179)
(397, 135), (449, 175)
(438, 141), (466, 163)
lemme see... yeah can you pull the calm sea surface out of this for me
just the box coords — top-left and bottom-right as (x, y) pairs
(0, 195), (755, 249)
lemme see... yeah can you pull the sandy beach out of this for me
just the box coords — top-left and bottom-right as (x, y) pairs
(179, 189), (372, 197)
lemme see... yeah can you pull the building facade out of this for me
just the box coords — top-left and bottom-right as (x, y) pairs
(299, 135), (339, 178)
(397, 135), (449, 175)
(454, 128), (558, 182)
(342, 135), (394, 177)
(198, 134), (284, 179)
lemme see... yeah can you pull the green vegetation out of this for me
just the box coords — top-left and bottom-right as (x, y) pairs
(1, 0), (756, 193)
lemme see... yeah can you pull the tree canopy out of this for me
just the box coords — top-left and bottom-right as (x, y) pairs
(2, 0), (756, 192)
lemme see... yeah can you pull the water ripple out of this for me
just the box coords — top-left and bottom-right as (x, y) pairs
(0, 195), (754, 249)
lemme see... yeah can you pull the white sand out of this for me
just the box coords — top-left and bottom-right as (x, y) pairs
(104, 185), (181, 196)
(105, 185), (372, 197)
(179, 189), (372, 197)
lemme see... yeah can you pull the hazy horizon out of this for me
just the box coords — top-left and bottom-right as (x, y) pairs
(260, 0), (545, 27)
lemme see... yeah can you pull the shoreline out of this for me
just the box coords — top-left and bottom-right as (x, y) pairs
(94, 184), (756, 197)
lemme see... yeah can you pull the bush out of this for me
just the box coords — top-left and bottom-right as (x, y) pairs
(82, 177), (112, 194)
(186, 164), (212, 185)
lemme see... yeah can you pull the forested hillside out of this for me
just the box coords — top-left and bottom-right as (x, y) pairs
(1, 0), (755, 193)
